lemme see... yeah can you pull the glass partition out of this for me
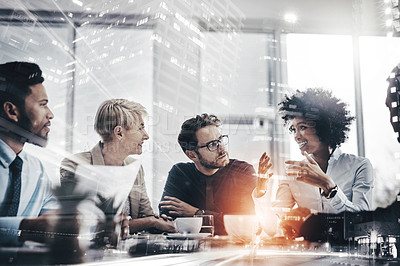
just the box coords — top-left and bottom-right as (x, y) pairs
(359, 36), (400, 208)
(286, 33), (357, 160)
(0, 23), (73, 184)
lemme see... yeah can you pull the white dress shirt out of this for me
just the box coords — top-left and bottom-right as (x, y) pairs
(0, 138), (58, 245)
(253, 148), (374, 235)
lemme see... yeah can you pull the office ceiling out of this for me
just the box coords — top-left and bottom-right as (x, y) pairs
(231, 0), (385, 35)
(0, 0), (387, 35)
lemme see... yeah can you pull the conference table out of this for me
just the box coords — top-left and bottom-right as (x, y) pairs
(1, 233), (399, 265)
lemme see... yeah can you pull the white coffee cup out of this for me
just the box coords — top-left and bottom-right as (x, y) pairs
(174, 217), (202, 234)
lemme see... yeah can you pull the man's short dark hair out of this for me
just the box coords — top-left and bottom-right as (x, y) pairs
(178, 113), (221, 152)
(0, 61), (44, 118)
(278, 88), (355, 148)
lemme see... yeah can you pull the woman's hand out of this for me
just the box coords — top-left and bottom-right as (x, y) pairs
(255, 152), (273, 197)
(154, 213), (174, 222)
(120, 213), (130, 239)
(149, 215), (177, 233)
(285, 151), (336, 193)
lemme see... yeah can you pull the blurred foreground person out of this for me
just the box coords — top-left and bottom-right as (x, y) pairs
(60, 99), (176, 234)
(0, 61), (58, 245)
(159, 113), (257, 235)
(254, 88), (374, 237)
(386, 63), (400, 144)
(385, 63), (400, 200)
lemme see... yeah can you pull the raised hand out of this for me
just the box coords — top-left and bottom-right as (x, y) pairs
(285, 151), (335, 193)
(258, 152), (273, 177)
(255, 152), (273, 197)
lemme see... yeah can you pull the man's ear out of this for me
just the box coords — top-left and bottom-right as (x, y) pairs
(3, 101), (20, 123)
(185, 150), (198, 161)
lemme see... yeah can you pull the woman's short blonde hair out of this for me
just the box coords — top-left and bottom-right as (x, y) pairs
(94, 99), (147, 141)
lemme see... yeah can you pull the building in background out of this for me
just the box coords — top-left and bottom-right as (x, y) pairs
(0, 0), (285, 208)
(0, 0), (398, 209)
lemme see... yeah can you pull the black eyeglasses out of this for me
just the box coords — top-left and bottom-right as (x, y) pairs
(196, 135), (229, 152)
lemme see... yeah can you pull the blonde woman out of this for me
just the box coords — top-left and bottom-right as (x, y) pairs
(60, 99), (176, 234)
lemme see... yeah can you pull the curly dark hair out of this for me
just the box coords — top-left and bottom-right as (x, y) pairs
(178, 113), (221, 152)
(278, 88), (355, 148)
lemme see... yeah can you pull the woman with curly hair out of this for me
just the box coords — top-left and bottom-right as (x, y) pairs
(254, 88), (374, 235)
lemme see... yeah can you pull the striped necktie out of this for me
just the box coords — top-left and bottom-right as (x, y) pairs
(1, 156), (23, 216)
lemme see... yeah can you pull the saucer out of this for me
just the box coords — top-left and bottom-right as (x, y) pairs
(166, 233), (211, 239)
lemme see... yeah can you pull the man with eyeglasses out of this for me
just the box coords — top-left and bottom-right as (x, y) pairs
(159, 113), (257, 235)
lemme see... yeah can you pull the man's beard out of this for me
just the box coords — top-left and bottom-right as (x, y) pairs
(18, 110), (33, 133)
(196, 150), (228, 169)
(17, 110), (49, 147)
